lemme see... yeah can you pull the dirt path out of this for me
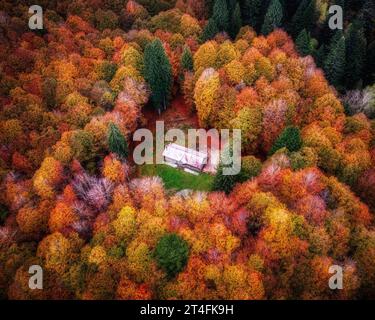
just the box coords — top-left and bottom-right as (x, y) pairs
(141, 94), (199, 132)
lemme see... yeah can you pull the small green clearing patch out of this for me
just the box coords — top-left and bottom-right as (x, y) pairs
(139, 164), (213, 192)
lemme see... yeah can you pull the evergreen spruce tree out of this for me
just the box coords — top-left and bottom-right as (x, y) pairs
(366, 40), (375, 85)
(328, 29), (344, 48)
(301, 0), (317, 30)
(143, 39), (172, 114)
(240, 0), (262, 28)
(202, 18), (219, 41)
(212, 143), (240, 194)
(229, 2), (242, 39)
(290, 0), (308, 35)
(212, 0), (230, 32)
(296, 29), (312, 56)
(181, 46), (193, 71)
(108, 123), (128, 158)
(213, 162), (238, 194)
(324, 33), (346, 88)
(345, 21), (366, 89)
(314, 44), (326, 68)
(283, 0), (301, 21)
(290, 0), (317, 37)
(226, 0), (237, 13)
(269, 126), (302, 155)
(261, 0), (283, 35)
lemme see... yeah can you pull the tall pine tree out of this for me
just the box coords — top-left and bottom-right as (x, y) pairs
(261, 0), (283, 35)
(202, 18), (219, 41)
(143, 39), (172, 114)
(283, 0), (302, 21)
(229, 2), (242, 39)
(366, 40), (375, 85)
(240, 0), (262, 28)
(212, 143), (239, 194)
(181, 46), (193, 71)
(324, 33), (346, 88)
(296, 29), (313, 56)
(314, 44), (326, 69)
(290, 0), (317, 37)
(108, 123), (128, 158)
(345, 20), (366, 89)
(212, 0), (230, 32)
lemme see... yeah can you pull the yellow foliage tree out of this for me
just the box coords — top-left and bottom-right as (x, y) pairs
(126, 240), (153, 282)
(180, 14), (201, 38)
(37, 232), (72, 275)
(112, 206), (137, 242)
(193, 41), (218, 72)
(216, 41), (240, 68)
(224, 60), (245, 85)
(33, 157), (63, 199)
(194, 68), (220, 127)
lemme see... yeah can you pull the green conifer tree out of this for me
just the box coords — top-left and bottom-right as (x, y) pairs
(261, 0), (283, 35)
(202, 18), (219, 41)
(324, 33), (346, 88)
(269, 126), (302, 155)
(213, 162), (238, 194)
(366, 40), (375, 85)
(314, 44), (326, 68)
(143, 39), (172, 114)
(291, 0), (317, 37)
(229, 2), (242, 39)
(181, 46), (193, 71)
(212, 0), (230, 32)
(345, 21), (366, 89)
(108, 123), (128, 158)
(240, 0), (262, 28)
(212, 143), (241, 194)
(296, 29), (313, 56)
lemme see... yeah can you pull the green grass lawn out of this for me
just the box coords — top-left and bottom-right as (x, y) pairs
(139, 164), (214, 192)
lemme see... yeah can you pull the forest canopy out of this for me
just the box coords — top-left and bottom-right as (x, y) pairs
(0, 0), (374, 300)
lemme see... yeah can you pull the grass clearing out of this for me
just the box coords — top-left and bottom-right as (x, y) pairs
(139, 164), (214, 192)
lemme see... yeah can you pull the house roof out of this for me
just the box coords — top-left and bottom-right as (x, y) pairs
(163, 143), (208, 169)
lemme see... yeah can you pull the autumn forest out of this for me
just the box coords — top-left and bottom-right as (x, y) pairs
(0, 0), (374, 300)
